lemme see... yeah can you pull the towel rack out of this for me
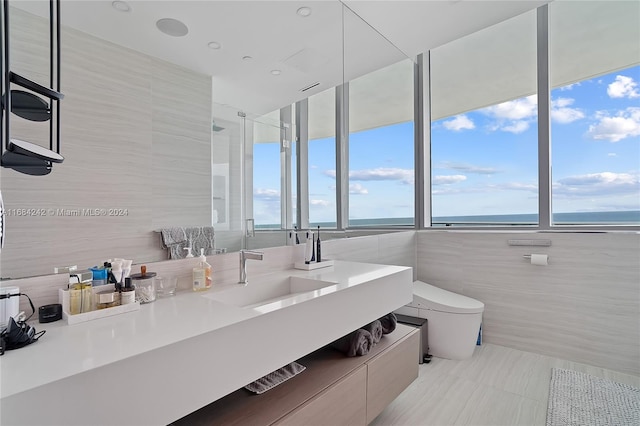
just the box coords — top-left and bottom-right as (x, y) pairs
(508, 239), (552, 247)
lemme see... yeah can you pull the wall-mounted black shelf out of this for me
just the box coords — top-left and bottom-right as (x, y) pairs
(2, 90), (51, 122)
(0, 151), (52, 176)
(10, 72), (64, 101)
(1, 0), (64, 176)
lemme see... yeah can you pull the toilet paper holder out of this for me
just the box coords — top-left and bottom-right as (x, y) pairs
(523, 254), (550, 265)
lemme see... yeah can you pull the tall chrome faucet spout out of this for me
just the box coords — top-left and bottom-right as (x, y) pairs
(239, 249), (264, 284)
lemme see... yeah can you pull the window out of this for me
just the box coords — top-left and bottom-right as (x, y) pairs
(348, 59), (415, 227)
(430, 10), (538, 226)
(308, 88), (337, 228)
(549, 1), (640, 225)
(253, 111), (282, 229)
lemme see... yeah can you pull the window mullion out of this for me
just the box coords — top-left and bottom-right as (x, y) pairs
(296, 99), (309, 230)
(537, 4), (552, 230)
(280, 105), (293, 230)
(336, 83), (349, 230)
(415, 53), (431, 229)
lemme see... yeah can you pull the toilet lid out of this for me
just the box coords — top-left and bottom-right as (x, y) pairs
(410, 281), (484, 314)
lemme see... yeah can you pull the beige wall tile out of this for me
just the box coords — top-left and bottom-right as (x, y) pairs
(416, 231), (640, 375)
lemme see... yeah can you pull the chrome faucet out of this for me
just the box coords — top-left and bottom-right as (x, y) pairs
(239, 249), (264, 284)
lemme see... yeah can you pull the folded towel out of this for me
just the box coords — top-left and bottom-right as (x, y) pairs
(160, 227), (187, 249)
(244, 362), (306, 394)
(362, 320), (383, 344)
(186, 226), (215, 257)
(161, 226), (216, 259)
(379, 312), (397, 335)
(331, 329), (374, 357)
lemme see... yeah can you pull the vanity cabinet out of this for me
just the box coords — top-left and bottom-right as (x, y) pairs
(174, 324), (419, 426)
(275, 366), (368, 426)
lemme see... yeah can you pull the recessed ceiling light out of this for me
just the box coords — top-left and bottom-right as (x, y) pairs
(242, 56), (253, 61)
(297, 7), (312, 17)
(112, 1), (131, 12)
(271, 69), (282, 76)
(208, 41), (222, 50)
(156, 18), (189, 37)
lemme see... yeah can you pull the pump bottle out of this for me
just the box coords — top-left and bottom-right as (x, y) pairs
(192, 249), (212, 291)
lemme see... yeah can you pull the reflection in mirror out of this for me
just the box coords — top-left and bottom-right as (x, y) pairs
(2, 4), (213, 279)
(247, 109), (292, 250)
(0, 1), (413, 280)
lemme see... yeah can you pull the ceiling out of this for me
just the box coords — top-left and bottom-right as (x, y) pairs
(13, 0), (550, 117)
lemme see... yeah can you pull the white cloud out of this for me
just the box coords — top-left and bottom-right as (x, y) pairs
(481, 95), (584, 132)
(481, 96), (538, 134)
(482, 95), (537, 121)
(431, 180), (537, 195)
(348, 168), (414, 185)
(552, 108), (585, 124)
(443, 115), (475, 131)
(551, 97), (585, 124)
(254, 188), (280, 200)
(587, 107), (640, 142)
(560, 82), (580, 91)
(495, 182), (538, 193)
(607, 75), (640, 99)
(437, 162), (499, 175)
(554, 172), (639, 198)
(310, 199), (330, 207)
(349, 183), (368, 194)
(501, 121), (530, 134)
(432, 175), (467, 185)
(608, 153), (617, 157)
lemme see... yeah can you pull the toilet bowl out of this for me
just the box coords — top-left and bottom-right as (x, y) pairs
(395, 281), (484, 360)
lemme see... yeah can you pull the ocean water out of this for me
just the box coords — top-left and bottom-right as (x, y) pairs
(257, 211), (640, 229)
(432, 210), (640, 226)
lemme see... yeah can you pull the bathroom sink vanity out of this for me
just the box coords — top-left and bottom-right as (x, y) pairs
(0, 261), (413, 425)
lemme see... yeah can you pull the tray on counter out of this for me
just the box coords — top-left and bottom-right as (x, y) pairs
(58, 288), (140, 325)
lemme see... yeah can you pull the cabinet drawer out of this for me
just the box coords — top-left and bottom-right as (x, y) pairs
(366, 329), (420, 424)
(275, 365), (367, 426)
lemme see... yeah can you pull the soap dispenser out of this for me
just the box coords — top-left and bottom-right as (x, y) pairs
(192, 249), (212, 291)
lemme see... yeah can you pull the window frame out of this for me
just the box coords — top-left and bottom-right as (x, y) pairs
(260, 3), (638, 234)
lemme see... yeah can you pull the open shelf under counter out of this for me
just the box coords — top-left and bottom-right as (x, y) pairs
(173, 323), (420, 426)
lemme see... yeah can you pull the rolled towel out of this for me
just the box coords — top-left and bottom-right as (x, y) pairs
(331, 329), (374, 357)
(362, 319), (383, 344)
(379, 312), (397, 335)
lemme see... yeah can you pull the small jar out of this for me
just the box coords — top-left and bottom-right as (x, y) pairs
(120, 288), (135, 305)
(120, 277), (135, 305)
(130, 265), (156, 304)
(96, 291), (118, 310)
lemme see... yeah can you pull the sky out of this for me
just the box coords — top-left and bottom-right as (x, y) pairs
(253, 65), (640, 226)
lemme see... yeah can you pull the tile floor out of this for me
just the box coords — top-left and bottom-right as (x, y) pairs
(370, 343), (640, 426)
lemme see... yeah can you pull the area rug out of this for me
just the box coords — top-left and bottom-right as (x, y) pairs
(546, 368), (640, 426)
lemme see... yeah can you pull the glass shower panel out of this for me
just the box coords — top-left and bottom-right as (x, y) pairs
(211, 102), (246, 253)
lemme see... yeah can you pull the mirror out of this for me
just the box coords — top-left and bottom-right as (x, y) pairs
(0, 1), (412, 279)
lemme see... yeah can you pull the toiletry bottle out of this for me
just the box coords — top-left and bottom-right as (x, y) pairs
(120, 277), (135, 305)
(304, 232), (313, 264)
(316, 226), (322, 263)
(192, 249), (212, 291)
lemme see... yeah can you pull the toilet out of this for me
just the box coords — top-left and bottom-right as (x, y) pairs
(395, 281), (484, 360)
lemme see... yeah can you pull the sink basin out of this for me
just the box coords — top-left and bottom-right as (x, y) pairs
(203, 276), (338, 309)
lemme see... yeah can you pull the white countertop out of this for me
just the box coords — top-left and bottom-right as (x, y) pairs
(0, 260), (412, 425)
